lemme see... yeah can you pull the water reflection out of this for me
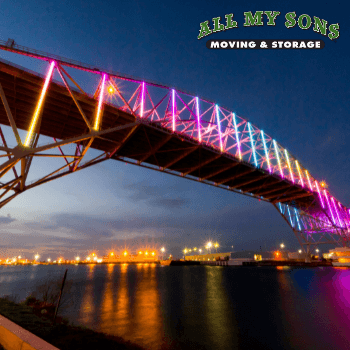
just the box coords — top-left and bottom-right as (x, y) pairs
(80, 264), (96, 325)
(205, 267), (237, 350)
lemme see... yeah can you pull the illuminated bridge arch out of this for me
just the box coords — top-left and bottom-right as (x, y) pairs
(0, 39), (348, 254)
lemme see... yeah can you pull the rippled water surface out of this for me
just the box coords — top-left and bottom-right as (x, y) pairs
(1, 264), (350, 350)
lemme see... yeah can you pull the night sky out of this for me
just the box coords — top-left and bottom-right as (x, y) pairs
(0, 0), (348, 259)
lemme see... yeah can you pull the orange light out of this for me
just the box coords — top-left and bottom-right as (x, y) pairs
(124, 251), (127, 256)
(110, 252), (114, 256)
(145, 251), (148, 255)
(107, 86), (115, 95)
(152, 252), (155, 256)
(92, 253), (95, 256)
(139, 251), (143, 254)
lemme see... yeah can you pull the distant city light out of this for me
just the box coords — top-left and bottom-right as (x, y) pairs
(34, 254), (39, 260)
(76, 256), (80, 261)
(280, 243), (285, 249)
(47, 258), (51, 262)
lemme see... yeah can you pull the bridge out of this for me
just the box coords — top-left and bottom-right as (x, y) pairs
(0, 39), (348, 256)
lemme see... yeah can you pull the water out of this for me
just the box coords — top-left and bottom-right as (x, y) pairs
(1, 264), (350, 350)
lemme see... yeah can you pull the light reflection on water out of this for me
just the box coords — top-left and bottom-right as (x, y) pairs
(1, 265), (350, 349)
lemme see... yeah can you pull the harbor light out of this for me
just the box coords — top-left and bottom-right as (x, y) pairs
(76, 256), (80, 261)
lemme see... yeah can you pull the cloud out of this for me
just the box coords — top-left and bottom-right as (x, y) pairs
(0, 214), (16, 224)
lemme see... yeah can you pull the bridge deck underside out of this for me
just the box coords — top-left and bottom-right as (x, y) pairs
(0, 60), (314, 208)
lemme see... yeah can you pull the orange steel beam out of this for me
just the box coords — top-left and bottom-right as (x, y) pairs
(163, 145), (200, 169)
(264, 186), (301, 199)
(0, 83), (22, 145)
(138, 133), (173, 164)
(229, 174), (269, 189)
(183, 152), (222, 176)
(256, 183), (291, 197)
(273, 192), (313, 204)
(241, 177), (280, 193)
(201, 161), (240, 181)
(215, 168), (255, 185)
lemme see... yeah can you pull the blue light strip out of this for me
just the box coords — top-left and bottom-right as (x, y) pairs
(287, 205), (294, 227)
(215, 104), (223, 152)
(294, 208), (302, 231)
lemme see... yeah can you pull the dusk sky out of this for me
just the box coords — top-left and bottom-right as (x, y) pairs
(0, 0), (348, 259)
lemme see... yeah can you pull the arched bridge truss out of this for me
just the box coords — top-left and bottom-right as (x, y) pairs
(0, 39), (348, 254)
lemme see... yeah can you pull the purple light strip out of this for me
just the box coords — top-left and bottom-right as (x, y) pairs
(331, 197), (343, 227)
(140, 82), (145, 118)
(215, 104), (223, 152)
(196, 97), (201, 142)
(324, 190), (335, 224)
(315, 181), (324, 208)
(172, 89), (175, 132)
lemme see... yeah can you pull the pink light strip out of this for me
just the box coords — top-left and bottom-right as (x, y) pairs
(215, 104), (223, 152)
(172, 89), (175, 132)
(284, 149), (294, 183)
(315, 181), (324, 208)
(324, 190), (335, 224)
(94, 73), (106, 130)
(273, 140), (284, 178)
(140, 82), (145, 118)
(295, 161), (304, 187)
(24, 60), (56, 147)
(331, 197), (342, 227)
(305, 170), (313, 191)
(196, 97), (201, 142)
(233, 113), (241, 160)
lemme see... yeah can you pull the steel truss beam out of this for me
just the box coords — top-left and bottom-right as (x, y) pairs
(0, 43), (347, 253)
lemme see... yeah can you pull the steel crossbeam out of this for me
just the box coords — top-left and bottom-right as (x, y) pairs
(0, 40), (347, 252)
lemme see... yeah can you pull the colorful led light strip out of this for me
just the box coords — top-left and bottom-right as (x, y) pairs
(172, 89), (176, 132)
(94, 73), (106, 130)
(331, 197), (342, 227)
(295, 161), (304, 187)
(24, 61), (56, 147)
(196, 97), (201, 142)
(273, 140), (284, 178)
(140, 82), (145, 118)
(248, 122), (258, 167)
(305, 170), (313, 191)
(287, 205), (293, 227)
(315, 181), (325, 208)
(215, 104), (223, 152)
(233, 113), (241, 160)
(294, 208), (302, 230)
(278, 202), (283, 213)
(284, 149), (294, 183)
(324, 190), (335, 224)
(261, 130), (271, 173)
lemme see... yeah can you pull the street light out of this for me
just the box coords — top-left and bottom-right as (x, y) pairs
(298, 250), (302, 253)
(315, 249), (319, 253)
(199, 249), (202, 253)
(280, 243), (285, 249)
(214, 242), (219, 253)
(34, 254), (39, 261)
